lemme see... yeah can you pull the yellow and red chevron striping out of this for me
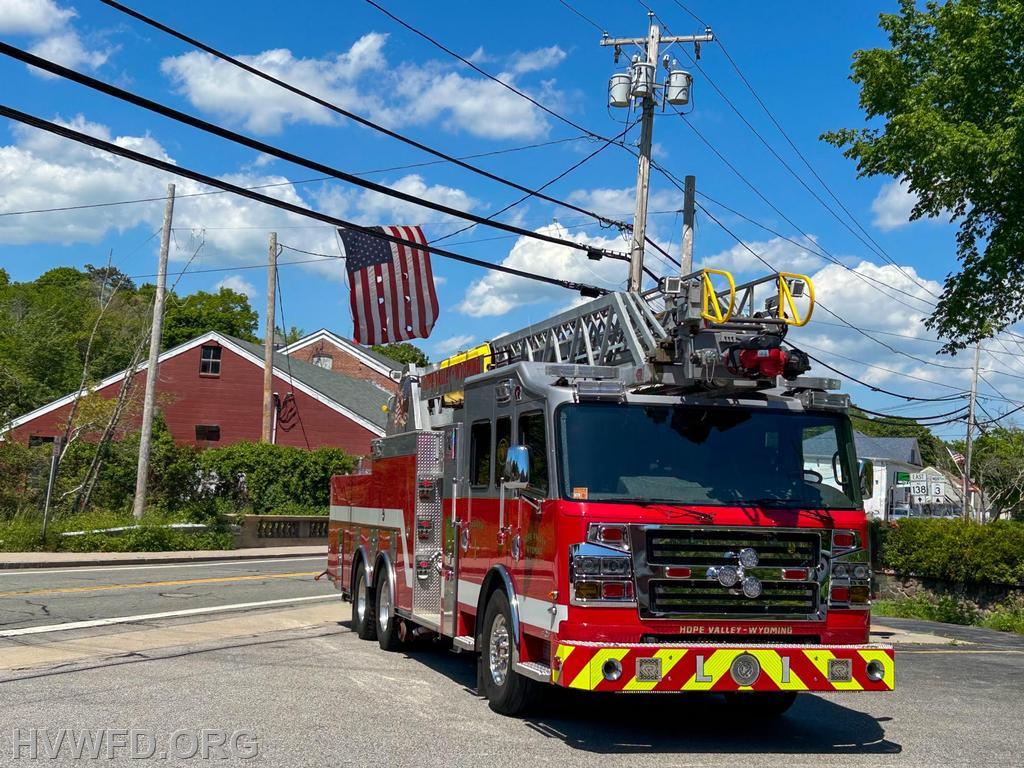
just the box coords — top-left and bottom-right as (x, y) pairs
(552, 643), (895, 693)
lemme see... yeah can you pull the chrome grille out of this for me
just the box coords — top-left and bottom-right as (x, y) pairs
(630, 525), (827, 620)
(647, 529), (819, 568)
(650, 580), (819, 615)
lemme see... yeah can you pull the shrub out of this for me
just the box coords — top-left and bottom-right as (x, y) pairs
(197, 442), (354, 515)
(873, 594), (978, 625)
(873, 518), (1024, 586)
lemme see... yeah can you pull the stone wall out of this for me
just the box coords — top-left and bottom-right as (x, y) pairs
(876, 571), (1024, 615)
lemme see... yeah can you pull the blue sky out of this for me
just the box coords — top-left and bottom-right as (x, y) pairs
(0, 0), (1018, 438)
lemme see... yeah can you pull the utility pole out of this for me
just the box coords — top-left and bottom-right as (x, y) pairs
(41, 436), (63, 541)
(680, 174), (696, 275)
(262, 232), (277, 443)
(602, 16), (714, 292)
(132, 183), (175, 521)
(963, 340), (981, 521)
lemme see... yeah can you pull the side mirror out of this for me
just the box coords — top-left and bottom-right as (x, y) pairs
(503, 445), (530, 491)
(859, 459), (874, 499)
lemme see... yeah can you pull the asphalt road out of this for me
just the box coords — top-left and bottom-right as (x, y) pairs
(0, 556), (328, 632)
(0, 595), (1021, 768)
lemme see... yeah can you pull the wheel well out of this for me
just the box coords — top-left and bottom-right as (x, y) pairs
(350, 546), (372, 595)
(474, 566), (520, 650)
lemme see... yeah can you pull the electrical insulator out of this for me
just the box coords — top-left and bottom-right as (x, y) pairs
(666, 70), (692, 105)
(608, 73), (631, 108)
(631, 61), (655, 98)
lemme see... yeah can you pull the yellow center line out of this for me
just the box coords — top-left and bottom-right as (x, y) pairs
(0, 571), (320, 599)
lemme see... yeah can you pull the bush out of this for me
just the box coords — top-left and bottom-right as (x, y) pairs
(58, 525), (233, 553)
(197, 442), (354, 515)
(873, 518), (1024, 586)
(873, 594), (978, 625)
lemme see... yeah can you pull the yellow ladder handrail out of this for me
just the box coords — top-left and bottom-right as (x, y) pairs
(776, 272), (815, 327)
(701, 268), (736, 323)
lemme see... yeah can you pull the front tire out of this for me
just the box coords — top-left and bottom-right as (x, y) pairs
(479, 590), (539, 716)
(375, 565), (402, 651)
(351, 561), (376, 640)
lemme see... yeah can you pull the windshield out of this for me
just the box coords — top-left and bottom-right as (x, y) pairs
(556, 403), (860, 508)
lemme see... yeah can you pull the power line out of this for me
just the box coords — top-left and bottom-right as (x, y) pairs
(0, 103), (610, 301)
(0, 135), (593, 218)
(0, 43), (630, 266)
(274, 268), (311, 450)
(97, 0), (631, 235)
(555, 0), (607, 34)
(349, 0), (679, 268)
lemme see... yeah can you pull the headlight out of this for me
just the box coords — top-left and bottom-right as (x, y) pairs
(853, 564), (870, 580)
(574, 556), (601, 576)
(832, 564), (849, 579)
(600, 557), (631, 576)
(570, 542), (636, 605)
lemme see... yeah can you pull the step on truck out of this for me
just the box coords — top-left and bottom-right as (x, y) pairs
(325, 270), (895, 716)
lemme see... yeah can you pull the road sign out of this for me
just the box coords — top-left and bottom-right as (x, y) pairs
(930, 482), (946, 498)
(910, 472), (927, 482)
(911, 481), (928, 496)
(895, 471), (911, 484)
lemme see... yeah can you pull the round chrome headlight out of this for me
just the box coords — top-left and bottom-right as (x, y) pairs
(738, 547), (759, 568)
(717, 566), (739, 588)
(602, 658), (623, 681)
(832, 564), (849, 579)
(866, 659), (886, 682)
(853, 564), (870, 580)
(741, 576), (763, 598)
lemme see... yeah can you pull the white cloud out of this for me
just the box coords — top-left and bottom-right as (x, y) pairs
(161, 34), (392, 135)
(161, 34), (561, 140)
(700, 234), (826, 276)
(433, 333), (476, 355)
(214, 274), (258, 299)
(871, 178), (919, 231)
(29, 30), (112, 75)
(0, 114), (477, 286)
(456, 223), (632, 317)
(508, 45), (567, 74)
(0, 0), (75, 34)
(567, 186), (680, 220)
(395, 63), (556, 140)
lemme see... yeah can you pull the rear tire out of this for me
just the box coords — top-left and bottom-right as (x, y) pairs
(351, 561), (377, 640)
(722, 691), (797, 718)
(479, 590), (539, 716)
(375, 565), (402, 651)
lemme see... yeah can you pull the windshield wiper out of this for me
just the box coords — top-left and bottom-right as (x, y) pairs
(743, 497), (807, 509)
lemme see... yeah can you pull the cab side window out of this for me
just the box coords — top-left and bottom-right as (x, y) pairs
(518, 410), (549, 495)
(469, 420), (491, 488)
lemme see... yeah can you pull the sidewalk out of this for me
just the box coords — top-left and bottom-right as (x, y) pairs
(0, 545), (326, 570)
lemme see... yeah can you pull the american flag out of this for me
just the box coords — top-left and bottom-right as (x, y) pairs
(339, 225), (438, 345)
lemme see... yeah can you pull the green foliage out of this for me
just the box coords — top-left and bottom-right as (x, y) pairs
(370, 342), (428, 367)
(161, 288), (259, 348)
(971, 427), (1024, 520)
(0, 268), (261, 421)
(823, 0), (1024, 349)
(276, 325), (304, 345)
(874, 518), (1024, 585)
(979, 603), (1024, 633)
(57, 525), (233, 553)
(873, 594), (979, 625)
(197, 442), (354, 515)
(850, 408), (950, 469)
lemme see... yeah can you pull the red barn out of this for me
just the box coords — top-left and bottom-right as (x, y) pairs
(280, 328), (401, 393)
(3, 332), (391, 455)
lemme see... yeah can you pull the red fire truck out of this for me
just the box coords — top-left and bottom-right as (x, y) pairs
(326, 271), (894, 715)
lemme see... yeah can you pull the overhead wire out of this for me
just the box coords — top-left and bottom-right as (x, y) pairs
(97, 0), (633, 234)
(0, 104), (611, 300)
(0, 43), (632, 266)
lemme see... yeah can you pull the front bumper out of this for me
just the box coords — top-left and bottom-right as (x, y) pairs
(551, 641), (894, 693)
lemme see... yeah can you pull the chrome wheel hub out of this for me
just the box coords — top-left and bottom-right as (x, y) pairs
(378, 578), (391, 633)
(488, 613), (511, 686)
(355, 570), (367, 625)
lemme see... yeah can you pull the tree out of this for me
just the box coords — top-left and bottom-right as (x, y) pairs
(970, 427), (1024, 520)
(275, 325), (304, 345)
(159, 288), (259, 349)
(370, 342), (429, 367)
(823, 0), (1024, 351)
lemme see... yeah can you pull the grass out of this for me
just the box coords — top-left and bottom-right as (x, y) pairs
(873, 594), (1024, 636)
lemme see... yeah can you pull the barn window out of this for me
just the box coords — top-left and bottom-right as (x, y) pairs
(195, 424), (221, 441)
(312, 352), (333, 369)
(200, 345), (221, 376)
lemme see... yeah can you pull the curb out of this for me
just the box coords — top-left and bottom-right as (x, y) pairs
(0, 547), (327, 570)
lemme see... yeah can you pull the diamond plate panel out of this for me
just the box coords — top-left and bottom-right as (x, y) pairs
(413, 431), (443, 614)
